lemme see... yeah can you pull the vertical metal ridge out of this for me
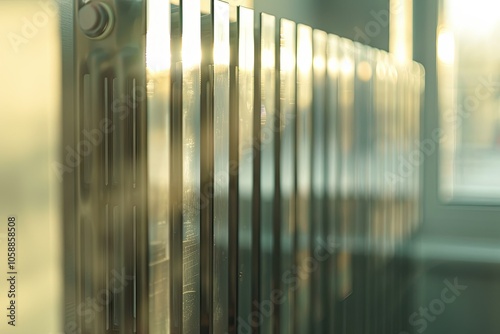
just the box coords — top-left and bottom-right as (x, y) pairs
(252, 10), (262, 334)
(228, 34), (239, 334)
(295, 23), (313, 334)
(200, 11), (214, 334)
(170, 6), (183, 334)
(76, 215), (83, 333)
(104, 77), (109, 187)
(146, 0), (172, 331)
(278, 18), (297, 334)
(112, 77), (119, 186)
(133, 205), (137, 333)
(202, 75), (213, 334)
(170, 42), (183, 333)
(273, 15), (282, 334)
(112, 205), (119, 331)
(105, 204), (110, 331)
(258, 13), (277, 334)
(211, 2), (232, 333)
(179, 1), (202, 333)
(179, 1), (202, 332)
(314, 28), (329, 334)
(82, 216), (91, 330)
(132, 78), (137, 189)
(325, 34), (340, 334)
(236, 6), (255, 333)
(83, 74), (91, 185)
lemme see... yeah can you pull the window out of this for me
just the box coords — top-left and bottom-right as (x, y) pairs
(438, 0), (500, 202)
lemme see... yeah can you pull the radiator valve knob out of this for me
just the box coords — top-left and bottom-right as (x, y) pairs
(78, 2), (113, 39)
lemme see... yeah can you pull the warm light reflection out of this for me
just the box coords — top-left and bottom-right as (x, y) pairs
(213, 1), (230, 66)
(357, 61), (373, 82)
(437, 27), (455, 65)
(314, 55), (325, 72)
(261, 13), (276, 72)
(328, 35), (340, 76)
(390, 0), (413, 63)
(146, 0), (170, 72)
(214, 43), (229, 67)
(297, 24), (313, 74)
(297, 25), (313, 74)
(340, 57), (354, 75)
(182, 45), (202, 69)
(281, 47), (295, 72)
(280, 20), (296, 72)
(313, 30), (327, 73)
(298, 54), (312, 73)
(239, 8), (254, 71)
(262, 48), (275, 69)
(328, 56), (339, 75)
(182, 0), (201, 69)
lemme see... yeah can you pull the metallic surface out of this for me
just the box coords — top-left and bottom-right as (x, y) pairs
(73, 1), (148, 333)
(257, 12), (277, 334)
(326, 32), (341, 334)
(180, 1), (202, 333)
(64, 2), (425, 333)
(311, 29), (328, 334)
(211, 1), (230, 332)
(337, 37), (355, 307)
(236, 6), (256, 330)
(146, 0), (171, 332)
(278, 18), (296, 334)
(295, 23), (313, 334)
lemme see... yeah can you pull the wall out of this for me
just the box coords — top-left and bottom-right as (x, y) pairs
(255, 0), (390, 51)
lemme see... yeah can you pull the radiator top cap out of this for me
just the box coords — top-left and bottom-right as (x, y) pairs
(78, 2), (113, 39)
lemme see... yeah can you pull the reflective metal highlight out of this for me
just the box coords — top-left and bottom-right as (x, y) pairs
(180, 1), (202, 333)
(258, 12), (277, 334)
(236, 5), (256, 329)
(278, 18), (296, 334)
(146, 0), (171, 332)
(212, 1), (230, 332)
(295, 23), (313, 334)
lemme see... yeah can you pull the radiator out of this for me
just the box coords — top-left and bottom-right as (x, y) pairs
(61, 1), (424, 333)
